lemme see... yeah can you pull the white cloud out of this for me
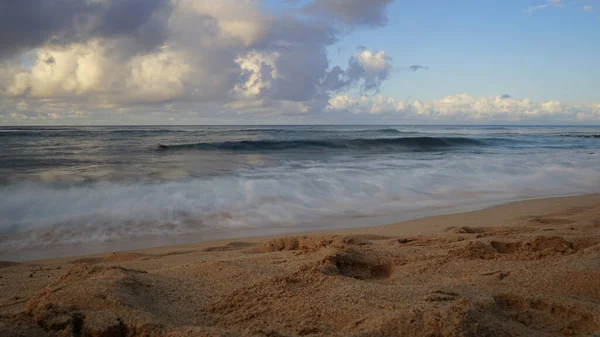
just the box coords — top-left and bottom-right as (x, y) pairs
(4, 42), (190, 103)
(525, 4), (548, 13)
(232, 51), (280, 99)
(225, 99), (310, 116)
(7, 41), (110, 97)
(525, 0), (600, 15)
(327, 95), (373, 114)
(127, 47), (190, 102)
(347, 50), (392, 91)
(525, 0), (565, 13)
(2, 93), (599, 124)
(351, 50), (390, 77)
(326, 94), (600, 122)
(549, 0), (564, 7)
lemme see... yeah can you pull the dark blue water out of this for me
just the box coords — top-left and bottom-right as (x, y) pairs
(1, 125), (599, 259)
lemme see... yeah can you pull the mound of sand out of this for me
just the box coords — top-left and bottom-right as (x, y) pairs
(256, 235), (369, 254)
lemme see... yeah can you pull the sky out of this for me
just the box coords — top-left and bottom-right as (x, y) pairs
(0, 0), (599, 125)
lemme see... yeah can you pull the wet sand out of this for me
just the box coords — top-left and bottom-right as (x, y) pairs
(1, 194), (599, 336)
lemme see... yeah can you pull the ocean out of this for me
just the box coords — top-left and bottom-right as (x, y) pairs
(1, 125), (599, 260)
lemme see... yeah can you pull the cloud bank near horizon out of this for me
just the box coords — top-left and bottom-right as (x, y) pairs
(0, 0), (598, 124)
(327, 94), (600, 122)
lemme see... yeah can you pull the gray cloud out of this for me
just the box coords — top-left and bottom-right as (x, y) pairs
(408, 65), (429, 72)
(0, 0), (171, 59)
(303, 0), (394, 26)
(318, 48), (393, 93)
(501, 94), (512, 99)
(319, 66), (351, 91)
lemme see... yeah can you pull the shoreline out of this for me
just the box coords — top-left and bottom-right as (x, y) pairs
(8, 192), (599, 263)
(1, 193), (599, 336)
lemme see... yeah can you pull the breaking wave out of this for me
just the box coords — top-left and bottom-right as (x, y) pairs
(157, 136), (487, 152)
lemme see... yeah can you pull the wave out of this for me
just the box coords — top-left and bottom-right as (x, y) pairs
(372, 128), (405, 134)
(1, 150), (599, 256)
(216, 128), (406, 134)
(157, 136), (487, 152)
(0, 128), (405, 138)
(0, 129), (192, 137)
(560, 134), (600, 138)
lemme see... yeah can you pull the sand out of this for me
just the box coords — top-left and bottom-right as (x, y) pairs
(1, 194), (600, 337)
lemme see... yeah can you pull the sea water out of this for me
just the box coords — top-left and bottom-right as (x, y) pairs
(1, 125), (598, 259)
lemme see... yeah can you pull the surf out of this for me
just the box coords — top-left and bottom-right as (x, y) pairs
(156, 136), (488, 152)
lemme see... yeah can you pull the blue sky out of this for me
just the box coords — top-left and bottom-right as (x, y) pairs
(329, 0), (600, 103)
(0, 0), (598, 125)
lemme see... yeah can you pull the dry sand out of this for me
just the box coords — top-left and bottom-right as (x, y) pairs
(1, 194), (600, 337)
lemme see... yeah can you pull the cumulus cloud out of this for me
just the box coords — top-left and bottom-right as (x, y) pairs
(4, 41), (190, 103)
(232, 50), (280, 100)
(326, 93), (600, 122)
(346, 50), (392, 91)
(0, 0), (398, 121)
(319, 49), (393, 93)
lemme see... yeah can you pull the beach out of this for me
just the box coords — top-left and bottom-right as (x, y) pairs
(2, 193), (599, 337)
(2, 0), (600, 335)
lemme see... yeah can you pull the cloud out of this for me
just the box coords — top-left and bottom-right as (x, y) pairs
(319, 46), (393, 93)
(525, 4), (548, 13)
(0, 0), (399, 116)
(3, 93), (599, 124)
(525, 0), (565, 14)
(303, 0), (394, 27)
(320, 48), (393, 93)
(526, 1), (598, 18)
(1, 0), (597, 125)
(326, 93), (600, 122)
(232, 50), (281, 100)
(408, 65), (429, 72)
(0, 0), (171, 59)
(4, 41), (190, 103)
(346, 50), (392, 91)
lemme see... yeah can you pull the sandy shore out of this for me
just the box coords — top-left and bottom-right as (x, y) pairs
(1, 194), (600, 336)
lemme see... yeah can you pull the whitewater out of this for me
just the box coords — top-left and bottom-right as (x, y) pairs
(1, 125), (599, 260)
